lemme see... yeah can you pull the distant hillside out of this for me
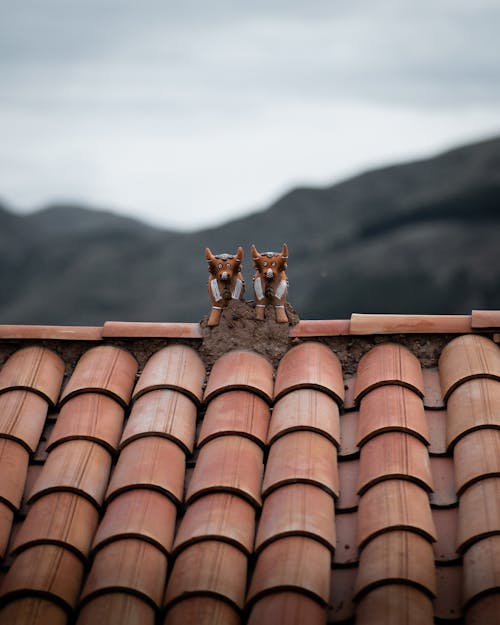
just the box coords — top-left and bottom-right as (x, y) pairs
(1, 136), (499, 324)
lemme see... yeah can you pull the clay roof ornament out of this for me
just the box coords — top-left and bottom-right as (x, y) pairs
(205, 246), (245, 327)
(251, 243), (289, 323)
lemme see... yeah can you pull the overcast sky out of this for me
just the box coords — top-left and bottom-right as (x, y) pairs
(1, 1), (500, 230)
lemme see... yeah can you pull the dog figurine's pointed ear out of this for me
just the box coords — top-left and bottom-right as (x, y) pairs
(281, 243), (288, 259)
(236, 246), (244, 262)
(205, 247), (216, 273)
(250, 244), (260, 269)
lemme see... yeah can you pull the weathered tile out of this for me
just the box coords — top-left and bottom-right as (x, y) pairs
(354, 531), (437, 599)
(358, 385), (429, 447)
(463, 535), (500, 606)
(471, 310), (500, 329)
(334, 511), (359, 565)
(343, 374), (357, 410)
(247, 591), (327, 625)
(339, 410), (359, 459)
(350, 313), (471, 335)
(82, 538), (168, 607)
(0, 501), (14, 558)
(0, 544), (84, 610)
(354, 343), (424, 403)
(11, 492), (99, 560)
(255, 483), (335, 551)
(268, 389), (339, 447)
(465, 593), (500, 625)
(425, 409), (447, 455)
(164, 540), (247, 609)
(273, 342), (344, 404)
(357, 480), (436, 548)
(446, 378), (500, 450)
(0, 597), (67, 625)
(77, 593), (156, 625)
(106, 437), (186, 505)
(289, 319), (350, 337)
(0, 346), (64, 406)
(103, 320), (203, 339)
(429, 456), (457, 507)
(0, 390), (49, 452)
(337, 458), (360, 511)
(358, 432), (433, 494)
(262, 431), (338, 499)
(432, 507), (459, 562)
(439, 334), (500, 401)
(199, 390), (269, 448)
(203, 350), (273, 404)
(422, 367), (445, 408)
(434, 564), (463, 621)
(48, 393), (125, 453)
(133, 345), (205, 404)
(0, 438), (30, 510)
(93, 489), (177, 555)
(329, 566), (357, 622)
(173, 492), (256, 555)
(60, 345), (138, 407)
(164, 597), (240, 625)
(28, 440), (112, 508)
(457, 477), (500, 552)
(453, 429), (500, 495)
(355, 584), (434, 625)
(186, 435), (263, 508)
(247, 536), (331, 606)
(121, 389), (197, 454)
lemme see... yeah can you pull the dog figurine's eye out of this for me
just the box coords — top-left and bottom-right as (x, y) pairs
(218, 263), (223, 269)
(272, 261), (276, 267)
(263, 261), (268, 267)
(226, 263), (231, 269)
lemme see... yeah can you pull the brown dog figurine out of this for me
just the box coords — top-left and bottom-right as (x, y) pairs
(205, 246), (245, 326)
(251, 243), (289, 322)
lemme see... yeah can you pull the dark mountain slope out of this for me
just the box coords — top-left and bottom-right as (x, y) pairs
(1, 136), (499, 324)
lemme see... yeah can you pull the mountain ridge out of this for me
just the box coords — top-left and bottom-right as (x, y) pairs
(1, 135), (499, 324)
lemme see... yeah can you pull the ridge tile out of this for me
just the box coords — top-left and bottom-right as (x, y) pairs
(164, 540), (247, 610)
(357, 385), (429, 447)
(439, 334), (500, 401)
(186, 435), (263, 508)
(0, 346), (64, 406)
(354, 530), (437, 600)
(268, 389), (340, 447)
(247, 536), (331, 606)
(10, 491), (99, 560)
(255, 483), (335, 552)
(121, 389), (197, 454)
(273, 342), (344, 404)
(357, 480), (437, 548)
(93, 489), (177, 555)
(247, 591), (327, 625)
(354, 343), (424, 403)
(0, 390), (50, 452)
(198, 390), (270, 448)
(105, 437), (185, 505)
(133, 345), (205, 404)
(357, 432), (433, 494)
(28, 440), (112, 508)
(203, 350), (273, 404)
(47, 393), (125, 453)
(262, 431), (339, 499)
(81, 538), (168, 608)
(77, 593), (156, 625)
(60, 345), (138, 407)
(173, 492), (255, 555)
(163, 597), (240, 625)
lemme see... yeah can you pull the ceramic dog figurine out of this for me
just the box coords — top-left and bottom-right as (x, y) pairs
(205, 246), (245, 326)
(251, 243), (289, 322)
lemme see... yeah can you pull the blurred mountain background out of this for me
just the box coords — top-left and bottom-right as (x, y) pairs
(1, 135), (499, 324)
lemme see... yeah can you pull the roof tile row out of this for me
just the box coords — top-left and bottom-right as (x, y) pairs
(0, 333), (498, 623)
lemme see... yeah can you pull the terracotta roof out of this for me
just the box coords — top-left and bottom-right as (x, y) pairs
(0, 313), (499, 624)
